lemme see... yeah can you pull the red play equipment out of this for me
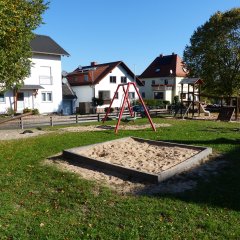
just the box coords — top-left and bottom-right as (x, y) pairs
(102, 82), (156, 134)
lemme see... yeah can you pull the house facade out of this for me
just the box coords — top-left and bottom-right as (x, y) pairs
(0, 34), (69, 114)
(67, 61), (142, 113)
(139, 53), (188, 103)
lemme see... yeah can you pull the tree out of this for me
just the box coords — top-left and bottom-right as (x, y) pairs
(0, 0), (48, 90)
(183, 8), (240, 97)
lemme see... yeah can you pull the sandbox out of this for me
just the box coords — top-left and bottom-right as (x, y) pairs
(62, 137), (212, 183)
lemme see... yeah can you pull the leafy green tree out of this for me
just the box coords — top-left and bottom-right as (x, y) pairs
(0, 0), (48, 90)
(183, 8), (240, 97)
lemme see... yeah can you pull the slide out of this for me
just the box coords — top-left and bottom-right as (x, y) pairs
(199, 103), (210, 116)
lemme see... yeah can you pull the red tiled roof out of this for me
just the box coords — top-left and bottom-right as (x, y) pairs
(139, 54), (187, 78)
(67, 61), (142, 86)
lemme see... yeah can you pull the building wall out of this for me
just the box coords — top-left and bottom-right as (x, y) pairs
(27, 54), (63, 113)
(139, 76), (188, 103)
(0, 53), (63, 114)
(72, 65), (140, 111)
(95, 65), (139, 109)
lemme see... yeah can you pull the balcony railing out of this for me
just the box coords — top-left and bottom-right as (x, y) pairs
(152, 84), (173, 91)
(39, 76), (53, 85)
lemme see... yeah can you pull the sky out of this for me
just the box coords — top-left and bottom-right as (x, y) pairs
(35, 0), (239, 75)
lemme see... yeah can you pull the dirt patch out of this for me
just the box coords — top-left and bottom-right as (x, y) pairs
(45, 152), (226, 196)
(60, 123), (171, 133)
(0, 123), (171, 141)
(0, 129), (47, 141)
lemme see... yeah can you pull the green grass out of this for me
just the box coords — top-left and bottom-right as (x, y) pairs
(0, 118), (240, 239)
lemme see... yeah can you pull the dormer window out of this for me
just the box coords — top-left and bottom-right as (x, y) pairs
(155, 68), (160, 72)
(84, 74), (88, 81)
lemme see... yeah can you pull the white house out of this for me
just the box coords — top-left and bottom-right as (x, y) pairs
(139, 53), (188, 103)
(66, 61), (142, 113)
(0, 34), (69, 114)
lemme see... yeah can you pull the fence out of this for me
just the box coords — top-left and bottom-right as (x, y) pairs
(0, 109), (169, 130)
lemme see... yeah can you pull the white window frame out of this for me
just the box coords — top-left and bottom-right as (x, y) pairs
(153, 91), (164, 100)
(98, 90), (110, 100)
(41, 91), (53, 102)
(128, 92), (135, 99)
(39, 66), (52, 85)
(110, 76), (116, 83)
(121, 76), (127, 83)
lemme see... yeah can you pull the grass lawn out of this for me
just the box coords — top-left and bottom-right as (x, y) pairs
(0, 118), (240, 239)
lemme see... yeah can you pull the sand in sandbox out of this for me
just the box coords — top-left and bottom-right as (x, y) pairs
(76, 138), (200, 174)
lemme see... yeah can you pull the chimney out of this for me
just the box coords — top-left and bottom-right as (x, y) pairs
(159, 54), (163, 58)
(91, 61), (97, 66)
(172, 52), (175, 55)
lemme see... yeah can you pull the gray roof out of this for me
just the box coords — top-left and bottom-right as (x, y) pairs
(62, 82), (77, 99)
(20, 85), (44, 90)
(30, 35), (70, 56)
(179, 78), (203, 85)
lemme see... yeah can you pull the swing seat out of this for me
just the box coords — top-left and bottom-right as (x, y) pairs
(115, 116), (141, 122)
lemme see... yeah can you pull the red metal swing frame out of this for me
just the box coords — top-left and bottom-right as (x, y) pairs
(102, 82), (156, 134)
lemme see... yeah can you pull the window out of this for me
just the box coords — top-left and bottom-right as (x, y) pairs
(42, 92), (52, 102)
(99, 91), (110, 100)
(39, 66), (52, 85)
(0, 92), (4, 102)
(164, 79), (168, 85)
(17, 92), (24, 101)
(142, 92), (145, 98)
(84, 74), (88, 81)
(121, 76), (127, 83)
(154, 92), (164, 100)
(152, 80), (155, 85)
(110, 76), (116, 83)
(128, 92), (135, 99)
(155, 68), (160, 72)
(114, 92), (118, 99)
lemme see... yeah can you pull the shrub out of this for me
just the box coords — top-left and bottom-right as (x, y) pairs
(23, 108), (32, 114)
(92, 97), (104, 107)
(6, 107), (15, 116)
(104, 107), (114, 113)
(32, 108), (39, 115)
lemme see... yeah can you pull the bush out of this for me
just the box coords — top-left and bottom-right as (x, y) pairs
(92, 97), (104, 107)
(6, 107), (15, 116)
(23, 108), (32, 114)
(104, 107), (114, 113)
(32, 108), (39, 115)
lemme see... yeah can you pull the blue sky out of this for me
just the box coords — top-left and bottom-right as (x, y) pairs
(35, 0), (239, 74)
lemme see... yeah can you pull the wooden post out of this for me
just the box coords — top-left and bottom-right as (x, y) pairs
(76, 114), (78, 123)
(192, 84), (195, 118)
(50, 116), (53, 127)
(19, 117), (23, 129)
(235, 97), (238, 121)
(97, 113), (100, 122)
(180, 84), (183, 118)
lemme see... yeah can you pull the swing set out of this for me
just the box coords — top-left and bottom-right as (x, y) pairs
(102, 82), (156, 134)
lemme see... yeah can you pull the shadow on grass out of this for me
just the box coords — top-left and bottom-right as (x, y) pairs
(49, 136), (240, 211)
(147, 139), (240, 211)
(198, 127), (240, 134)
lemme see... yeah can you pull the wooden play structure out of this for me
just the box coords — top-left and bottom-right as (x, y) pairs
(102, 82), (156, 134)
(177, 78), (239, 121)
(178, 78), (210, 119)
(201, 94), (240, 121)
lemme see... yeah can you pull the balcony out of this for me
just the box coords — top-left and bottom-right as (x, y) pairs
(39, 76), (53, 85)
(152, 84), (173, 91)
